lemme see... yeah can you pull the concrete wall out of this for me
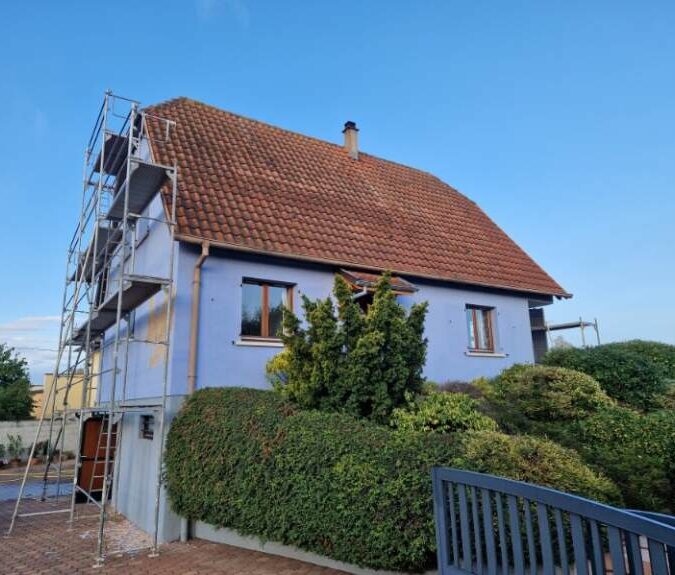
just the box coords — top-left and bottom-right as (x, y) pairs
(111, 395), (184, 543)
(0, 418), (79, 455)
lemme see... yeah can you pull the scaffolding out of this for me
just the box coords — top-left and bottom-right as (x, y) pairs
(6, 92), (177, 565)
(546, 317), (601, 348)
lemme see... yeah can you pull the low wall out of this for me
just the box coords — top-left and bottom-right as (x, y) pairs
(0, 418), (79, 455)
(193, 521), (438, 575)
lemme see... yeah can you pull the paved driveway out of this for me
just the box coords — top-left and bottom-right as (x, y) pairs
(0, 495), (346, 574)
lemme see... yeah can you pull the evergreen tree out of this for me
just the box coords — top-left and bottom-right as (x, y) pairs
(0, 344), (33, 420)
(275, 273), (428, 422)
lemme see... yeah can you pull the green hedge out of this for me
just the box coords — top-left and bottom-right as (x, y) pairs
(542, 344), (669, 410)
(390, 390), (498, 434)
(552, 406), (675, 512)
(166, 387), (620, 572)
(478, 364), (613, 434)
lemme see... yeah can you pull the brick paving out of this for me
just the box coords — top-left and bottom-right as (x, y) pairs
(0, 496), (347, 575)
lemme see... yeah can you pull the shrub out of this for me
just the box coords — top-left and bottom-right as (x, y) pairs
(553, 406), (675, 512)
(273, 273), (429, 422)
(609, 340), (675, 380)
(390, 391), (498, 434)
(166, 387), (620, 572)
(454, 431), (622, 505)
(542, 344), (669, 410)
(7, 434), (23, 460)
(478, 364), (612, 434)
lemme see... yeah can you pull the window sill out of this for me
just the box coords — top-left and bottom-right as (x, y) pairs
(235, 338), (284, 348)
(465, 351), (508, 358)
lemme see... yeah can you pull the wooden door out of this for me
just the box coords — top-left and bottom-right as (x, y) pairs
(77, 416), (117, 501)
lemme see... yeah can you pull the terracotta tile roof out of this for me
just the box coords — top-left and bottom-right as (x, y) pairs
(145, 98), (569, 298)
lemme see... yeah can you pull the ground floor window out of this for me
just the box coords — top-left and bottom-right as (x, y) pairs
(241, 279), (293, 339)
(140, 415), (154, 440)
(466, 305), (495, 352)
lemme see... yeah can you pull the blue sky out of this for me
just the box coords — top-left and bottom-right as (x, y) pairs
(1, 1), (674, 382)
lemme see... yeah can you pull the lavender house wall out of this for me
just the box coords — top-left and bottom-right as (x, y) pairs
(175, 244), (536, 392)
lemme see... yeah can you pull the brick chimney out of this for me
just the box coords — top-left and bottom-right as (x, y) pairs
(342, 121), (359, 160)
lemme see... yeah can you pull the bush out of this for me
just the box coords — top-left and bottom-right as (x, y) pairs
(542, 344), (668, 410)
(553, 406), (675, 512)
(273, 273), (429, 423)
(166, 387), (620, 572)
(478, 364), (613, 434)
(609, 340), (675, 380)
(390, 391), (498, 434)
(454, 431), (621, 504)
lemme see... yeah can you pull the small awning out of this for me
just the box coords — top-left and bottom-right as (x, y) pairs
(339, 269), (418, 295)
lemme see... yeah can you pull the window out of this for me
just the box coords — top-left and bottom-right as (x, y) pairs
(466, 305), (495, 353)
(140, 415), (154, 440)
(241, 280), (293, 339)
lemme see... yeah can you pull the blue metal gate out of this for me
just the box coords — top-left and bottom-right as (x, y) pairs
(432, 468), (675, 575)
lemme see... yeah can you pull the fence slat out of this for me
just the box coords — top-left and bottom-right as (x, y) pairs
(458, 484), (473, 572)
(554, 508), (569, 575)
(448, 482), (460, 568)
(607, 527), (626, 575)
(507, 495), (525, 575)
(470, 486), (484, 574)
(432, 472), (451, 569)
(431, 469), (675, 575)
(589, 520), (605, 575)
(536, 503), (555, 575)
(481, 489), (497, 575)
(647, 539), (668, 575)
(524, 500), (537, 575)
(625, 533), (643, 575)
(570, 513), (589, 575)
(495, 492), (509, 575)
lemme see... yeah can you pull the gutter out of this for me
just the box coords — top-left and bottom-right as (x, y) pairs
(187, 241), (210, 395)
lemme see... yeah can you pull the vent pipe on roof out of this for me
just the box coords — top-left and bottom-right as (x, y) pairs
(342, 121), (359, 160)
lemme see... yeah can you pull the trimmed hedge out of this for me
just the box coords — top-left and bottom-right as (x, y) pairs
(552, 406), (675, 512)
(542, 344), (669, 410)
(166, 387), (620, 572)
(609, 340), (675, 379)
(477, 364), (613, 434)
(390, 391), (498, 434)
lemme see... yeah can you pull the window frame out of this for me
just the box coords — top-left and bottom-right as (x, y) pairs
(140, 414), (155, 440)
(465, 305), (496, 353)
(240, 278), (294, 341)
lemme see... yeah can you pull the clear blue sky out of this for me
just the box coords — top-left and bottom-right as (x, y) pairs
(1, 1), (674, 382)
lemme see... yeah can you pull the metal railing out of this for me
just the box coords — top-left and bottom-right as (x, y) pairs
(432, 468), (675, 575)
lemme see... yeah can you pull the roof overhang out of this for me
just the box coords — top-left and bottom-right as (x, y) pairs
(339, 268), (418, 295)
(175, 233), (572, 300)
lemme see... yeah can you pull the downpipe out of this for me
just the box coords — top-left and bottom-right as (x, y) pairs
(182, 241), (210, 542)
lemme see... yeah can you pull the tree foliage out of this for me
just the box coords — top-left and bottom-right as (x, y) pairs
(272, 273), (429, 422)
(0, 344), (33, 420)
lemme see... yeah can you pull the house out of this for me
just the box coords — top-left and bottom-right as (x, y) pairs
(36, 363), (99, 418)
(92, 97), (568, 541)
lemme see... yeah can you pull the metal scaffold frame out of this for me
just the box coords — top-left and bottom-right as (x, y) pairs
(5, 91), (178, 565)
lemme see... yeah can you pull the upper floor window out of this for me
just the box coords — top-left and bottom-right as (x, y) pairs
(466, 305), (495, 353)
(241, 280), (293, 339)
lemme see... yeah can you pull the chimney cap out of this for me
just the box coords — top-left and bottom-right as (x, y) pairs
(342, 121), (358, 133)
